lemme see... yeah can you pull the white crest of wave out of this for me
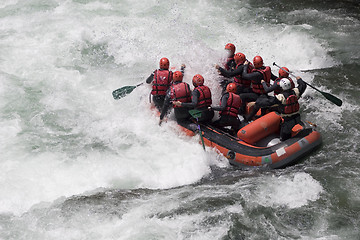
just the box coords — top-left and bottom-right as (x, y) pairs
(254, 172), (324, 208)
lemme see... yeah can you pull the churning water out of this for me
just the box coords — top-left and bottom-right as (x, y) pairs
(0, 0), (359, 239)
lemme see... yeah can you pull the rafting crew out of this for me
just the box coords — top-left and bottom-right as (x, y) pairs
(159, 65), (192, 126)
(173, 74), (214, 123)
(146, 57), (174, 111)
(216, 52), (254, 94)
(210, 82), (242, 134)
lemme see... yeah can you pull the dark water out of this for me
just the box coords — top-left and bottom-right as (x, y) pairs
(0, 0), (359, 239)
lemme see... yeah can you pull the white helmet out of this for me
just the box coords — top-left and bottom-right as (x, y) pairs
(279, 78), (292, 90)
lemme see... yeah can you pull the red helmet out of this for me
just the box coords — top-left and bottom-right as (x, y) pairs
(159, 57), (169, 70)
(278, 67), (289, 78)
(192, 74), (204, 87)
(226, 83), (237, 93)
(253, 56), (263, 69)
(173, 71), (183, 82)
(225, 43), (236, 55)
(234, 52), (246, 65)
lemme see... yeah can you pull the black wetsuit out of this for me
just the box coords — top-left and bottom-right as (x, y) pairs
(211, 92), (241, 132)
(181, 88), (214, 123)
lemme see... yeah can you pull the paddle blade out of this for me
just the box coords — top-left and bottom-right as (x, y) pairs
(189, 109), (202, 119)
(112, 86), (137, 100)
(321, 91), (343, 106)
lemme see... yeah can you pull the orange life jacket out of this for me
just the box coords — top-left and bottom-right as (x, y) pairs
(251, 66), (271, 94)
(279, 90), (300, 115)
(195, 85), (212, 109)
(219, 92), (241, 117)
(170, 82), (191, 108)
(151, 69), (172, 96)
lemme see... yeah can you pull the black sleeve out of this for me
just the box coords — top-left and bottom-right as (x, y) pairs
(262, 81), (279, 93)
(270, 72), (277, 81)
(212, 93), (228, 111)
(226, 59), (236, 71)
(146, 72), (154, 84)
(242, 65), (262, 82)
(219, 65), (243, 78)
(297, 78), (307, 96)
(180, 90), (199, 108)
(160, 90), (172, 120)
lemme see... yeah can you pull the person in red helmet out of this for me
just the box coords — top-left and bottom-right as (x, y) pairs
(216, 43), (237, 93)
(146, 57), (177, 111)
(238, 56), (278, 115)
(174, 74), (214, 123)
(244, 56), (278, 93)
(210, 82), (242, 134)
(216, 52), (254, 94)
(224, 43), (237, 71)
(159, 66), (193, 126)
(261, 66), (295, 95)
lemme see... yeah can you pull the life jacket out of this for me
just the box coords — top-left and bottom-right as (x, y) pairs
(251, 66), (271, 94)
(219, 92), (241, 117)
(234, 63), (253, 88)
(278, 90), (300, 116)
(170, 82), (191, 108)
(151, 69), (172, 96)
(274, 77), (295, 95)
(195, 85), (212, 109)
(224, 56), (236, 71)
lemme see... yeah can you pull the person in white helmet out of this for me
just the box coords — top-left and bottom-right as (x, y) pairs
(244, 76), (307, 141)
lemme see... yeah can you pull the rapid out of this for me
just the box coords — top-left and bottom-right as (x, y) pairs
(0, 0), (359, 239)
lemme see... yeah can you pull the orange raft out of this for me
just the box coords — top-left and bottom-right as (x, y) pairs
(178, 111), (322, 169)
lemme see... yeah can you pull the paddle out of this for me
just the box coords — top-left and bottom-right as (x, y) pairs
(273, 62), (342, 106)
(189, 109), (206, 150)
(112, 82), (144, 100)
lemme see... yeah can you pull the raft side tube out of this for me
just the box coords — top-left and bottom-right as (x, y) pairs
(237, 112), (282, 144)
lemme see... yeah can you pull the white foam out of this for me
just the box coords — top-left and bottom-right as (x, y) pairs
(254, 172), (324, 208)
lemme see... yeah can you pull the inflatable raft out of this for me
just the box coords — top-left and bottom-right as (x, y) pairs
(178, 111), (322, 169)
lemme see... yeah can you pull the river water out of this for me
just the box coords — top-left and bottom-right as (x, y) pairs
(0, 0), (359, 239)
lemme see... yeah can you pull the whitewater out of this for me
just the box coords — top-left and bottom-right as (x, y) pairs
(0, 0), (359, 239)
